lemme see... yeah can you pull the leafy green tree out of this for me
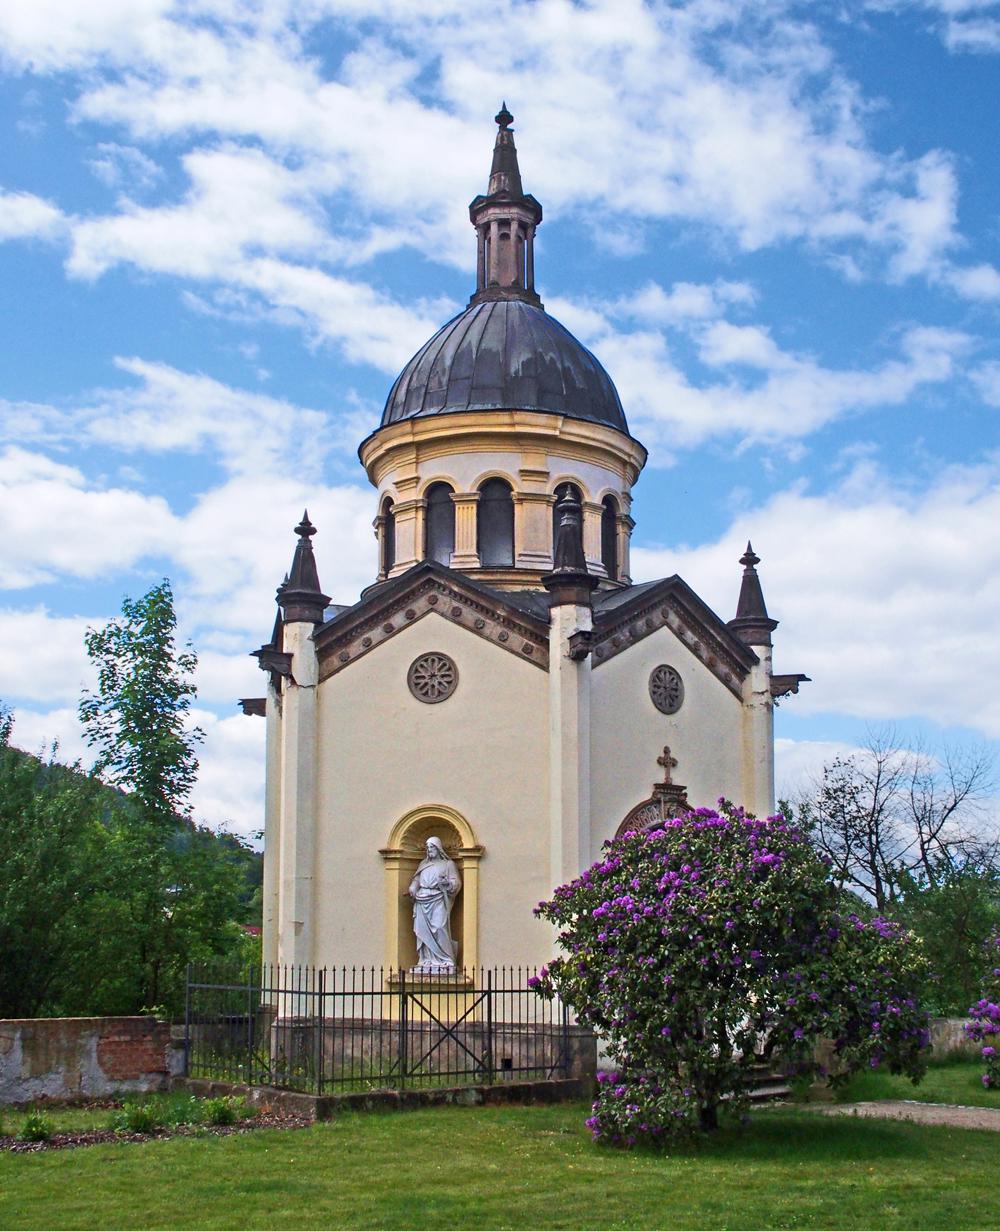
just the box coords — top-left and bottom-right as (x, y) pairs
(895, 864), (1000, 1014)
(1, 589), (262, 1018)
(71, 582), (249, 1012)
(79, 579), (202, 825)
(791, 731), (999, 1013)
(0, 733), (110, 1017)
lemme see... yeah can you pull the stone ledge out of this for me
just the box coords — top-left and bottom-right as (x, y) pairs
(173, 1075), (592, 1120)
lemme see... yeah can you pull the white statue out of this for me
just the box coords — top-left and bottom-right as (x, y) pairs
(408, 836), (461, 974)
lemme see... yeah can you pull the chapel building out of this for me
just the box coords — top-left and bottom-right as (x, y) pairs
(250, 107), (808, 975)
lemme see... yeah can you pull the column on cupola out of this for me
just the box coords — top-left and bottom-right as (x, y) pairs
(543, 489), (598, 887)
(581, 500), (606, 577)
(727, 543), (779, 818)
(514, 453), (554, 569)
(450, 491), (481, 569)
(272, 514), (330, 969)
(385, 449), (421, 575)
(617, 502), (635, 585)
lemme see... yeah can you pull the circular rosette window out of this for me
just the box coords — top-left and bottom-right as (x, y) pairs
(648, 664), (684, 715)
(407, 652), (459, 704)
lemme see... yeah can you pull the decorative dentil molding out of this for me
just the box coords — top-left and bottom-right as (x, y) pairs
(316, 575), (549, 682)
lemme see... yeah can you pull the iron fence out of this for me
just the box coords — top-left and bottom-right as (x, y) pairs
(184, 964), (573, 1094)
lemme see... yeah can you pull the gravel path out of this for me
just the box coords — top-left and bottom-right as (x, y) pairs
(817, 1101), (1000, 1131)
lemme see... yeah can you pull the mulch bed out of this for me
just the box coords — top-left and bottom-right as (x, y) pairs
(0, 1111), (313, 1154)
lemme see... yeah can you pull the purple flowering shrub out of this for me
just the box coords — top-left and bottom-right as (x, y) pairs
(964, 935), (1000, 1089)
(534, 802), (930, 1146)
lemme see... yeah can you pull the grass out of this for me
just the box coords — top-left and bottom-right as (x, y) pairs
(1, 1101), (998, 1231)
(829, 1058), (999, 1109)
(0, 1091), (251, 1138)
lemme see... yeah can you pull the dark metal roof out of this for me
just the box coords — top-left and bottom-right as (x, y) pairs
(380, 300), (630, 434)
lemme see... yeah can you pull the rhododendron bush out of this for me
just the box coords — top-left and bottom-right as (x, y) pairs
(534, 802), (930, 1146)
(965, 935), (1000, 1089)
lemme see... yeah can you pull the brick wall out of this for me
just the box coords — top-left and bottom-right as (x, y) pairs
(0, 1017), (182, 1106)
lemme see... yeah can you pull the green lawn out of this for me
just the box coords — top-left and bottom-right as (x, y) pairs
(0, 1091), (222, 1137)
(1, 1102), (998, 1231)
(830, 1058), (999, 1109)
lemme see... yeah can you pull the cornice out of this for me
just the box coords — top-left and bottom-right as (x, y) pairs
(591, 581), (756, 700)
(360, 410), (647, 489)
(315, 571), (550, 682)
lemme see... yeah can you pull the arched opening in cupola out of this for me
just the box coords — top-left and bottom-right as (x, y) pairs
(477, 478), (515, 566)
(601, 496), (619, 581)
(425, 483), (456, 566)
(380, 496), (396, 576)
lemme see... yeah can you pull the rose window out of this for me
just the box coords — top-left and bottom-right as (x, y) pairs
(649, 665), (684, 715)
(408, 653), (459, 704)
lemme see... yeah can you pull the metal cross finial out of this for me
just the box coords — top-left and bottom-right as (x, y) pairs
(657, 746), (678, 784)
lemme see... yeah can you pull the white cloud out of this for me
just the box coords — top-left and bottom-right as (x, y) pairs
(774, 737), (863, 801)
(0, 189), (64, 242)
(971, 360), (1000, 405)
(0, 446), (175, 587)
(88, 142), (162, 191)
(944, 262), (1000, 300)
(0, 608), (94, 704)
(0, 361), (380, 625)
(632, 457), (1000, 739)
(188, 708), (265, 837)
(553, 287), (970, 449)
(870, 1), (1000, 54)
(0, 0), (991, 302)
(6, 706), (88, 765)
(6, 699), (265, 838)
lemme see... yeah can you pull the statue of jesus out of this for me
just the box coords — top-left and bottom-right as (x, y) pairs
(407, 836), (461, 974)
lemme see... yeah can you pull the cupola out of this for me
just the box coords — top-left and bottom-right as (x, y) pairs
(360, 107), (647, 593)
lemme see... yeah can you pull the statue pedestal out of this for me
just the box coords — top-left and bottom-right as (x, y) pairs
(388, 970), (476, 1022)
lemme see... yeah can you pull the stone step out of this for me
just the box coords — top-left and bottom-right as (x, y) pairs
(750, 1088), (793, 1101)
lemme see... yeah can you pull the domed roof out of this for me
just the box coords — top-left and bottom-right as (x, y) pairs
(381, 299), (629, 434)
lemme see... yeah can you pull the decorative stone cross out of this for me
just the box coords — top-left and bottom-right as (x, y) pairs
(657, 745), (678, 784)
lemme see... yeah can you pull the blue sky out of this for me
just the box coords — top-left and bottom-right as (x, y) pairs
(1, 0), (998, 836)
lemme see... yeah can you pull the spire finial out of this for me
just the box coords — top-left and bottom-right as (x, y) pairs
(728, 539), (777, 646)
(740, 541), (760, 570)
(542, 486), (598, 607)
(495, 101), (513, 130)
(279, 512), (329, 624)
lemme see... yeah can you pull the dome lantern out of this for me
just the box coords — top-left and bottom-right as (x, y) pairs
(360, 108), (647, 593)
(468, 103), (543, 308)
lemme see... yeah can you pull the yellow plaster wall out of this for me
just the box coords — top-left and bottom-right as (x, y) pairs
(589, 626), (746, 862)
(313, 612), (553, 972)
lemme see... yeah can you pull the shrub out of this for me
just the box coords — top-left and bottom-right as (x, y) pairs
(18, 1111), (54, 1142)
(202, 1095), (253, 1126)
(964, 934), (1000, 1089)
(534, 801), (931, 1146)
(161, 1093), (202, 1127)
(110, 1100), (163, 1135)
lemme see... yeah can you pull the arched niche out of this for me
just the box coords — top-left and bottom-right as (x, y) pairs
(379, 805), (484, 974)
(601, 495), (619, 581)
(425, 482), (456, 565)
(477, 477), (515, 566)
(379, 496), (396, 577)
